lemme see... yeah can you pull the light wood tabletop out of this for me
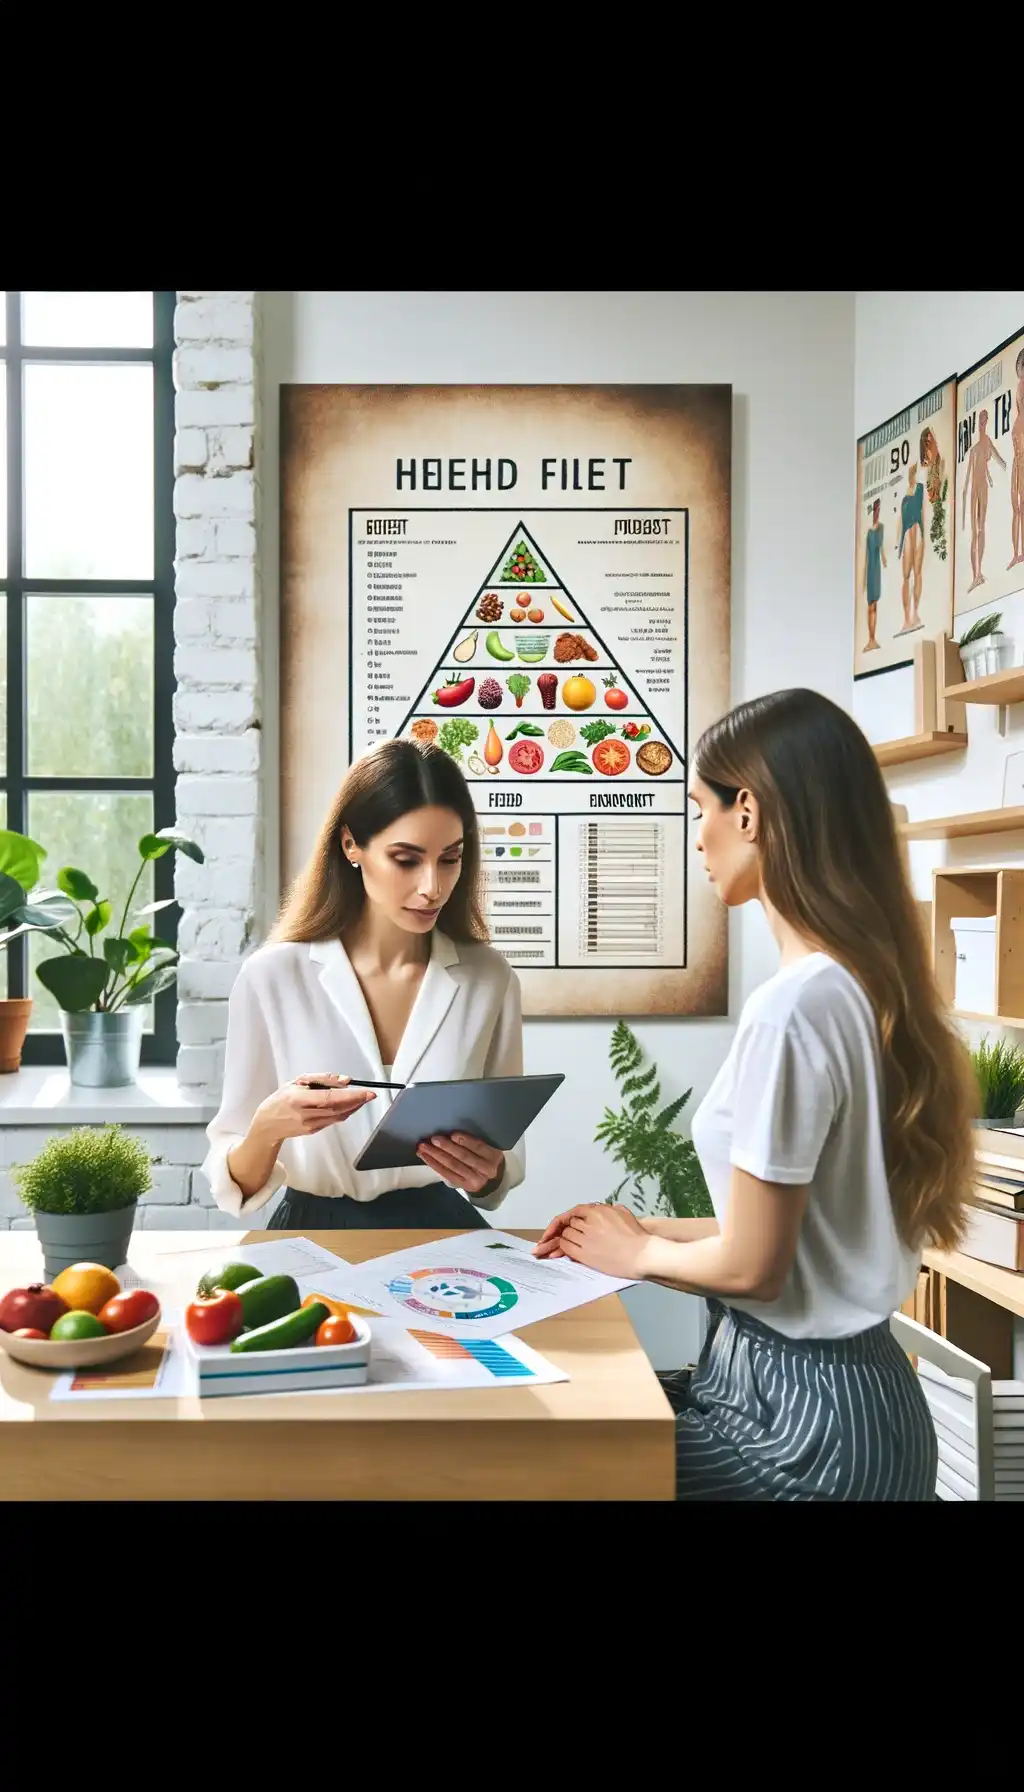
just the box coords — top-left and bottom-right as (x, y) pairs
(0, 1228), (676, 1501)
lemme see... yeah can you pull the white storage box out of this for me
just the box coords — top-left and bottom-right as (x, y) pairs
(950, 914), (997, 1016)
(185, 1314), (372, 1397)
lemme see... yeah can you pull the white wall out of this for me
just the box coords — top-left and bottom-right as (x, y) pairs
(260, 292), (855, 1363)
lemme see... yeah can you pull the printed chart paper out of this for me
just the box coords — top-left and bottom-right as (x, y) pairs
(321, 1228), (636, 1339)
(280, 384), (731, 1017)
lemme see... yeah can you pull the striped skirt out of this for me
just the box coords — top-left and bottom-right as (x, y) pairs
(658, 1300), (937, 1501)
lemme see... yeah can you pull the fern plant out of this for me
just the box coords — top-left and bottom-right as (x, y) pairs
(595, 1021), (713, 1218)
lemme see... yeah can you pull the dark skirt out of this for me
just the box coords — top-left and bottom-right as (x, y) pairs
(657, 1299), (938, 1501)
(268, 1183), (492, 1231)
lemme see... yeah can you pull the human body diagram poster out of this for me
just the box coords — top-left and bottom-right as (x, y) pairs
(853, 377), (956, 679)
(280, 386), (731, 1018)
(953, 326), (1024, 621)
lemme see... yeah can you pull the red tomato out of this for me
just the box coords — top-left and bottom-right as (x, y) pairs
(603, 682), (628, 710)
(509, 740), (544, 775)
(317, 1315), (357, 1347)
(185, 1289), (244, 1346)
(98, 1289), (160, 1333)
(593, 739), (632, 777)
(12, 1328), (48, 1340)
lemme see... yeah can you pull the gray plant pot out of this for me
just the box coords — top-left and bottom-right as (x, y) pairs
(974, 1116), (1021, 1129)
(60, 1008), (144, 1088)
(32, 1202), (138, 1280)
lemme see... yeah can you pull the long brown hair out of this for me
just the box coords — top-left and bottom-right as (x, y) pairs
(695, 689), (974, 1252)
(270, 738), (488, 946)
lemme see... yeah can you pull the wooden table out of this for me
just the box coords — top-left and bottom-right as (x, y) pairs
(0, 1229), (675, 1501)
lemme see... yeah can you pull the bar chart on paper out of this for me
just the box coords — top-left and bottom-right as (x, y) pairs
(409, 1331), (536, 1378)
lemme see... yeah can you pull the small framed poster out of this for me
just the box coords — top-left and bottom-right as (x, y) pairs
(954, 325), (1024, 621)
(854, 377), (956, 679)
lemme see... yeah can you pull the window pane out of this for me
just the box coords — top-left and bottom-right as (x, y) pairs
(21, 292), (152, 348)
(0, 361), (5, 578)
(26, 792), (154, 1032)
(24, 364), (153, 579)
(0, 294), (5, 344)
(0, 586), (6, 774)
(27, 596), (153, 777)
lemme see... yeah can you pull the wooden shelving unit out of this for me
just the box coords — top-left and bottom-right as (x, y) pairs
(900, 805), (1024, 841)
(931, 867), (1024, 1027)
(944, 665), (1024, 707)
(874, 731), (968, 768)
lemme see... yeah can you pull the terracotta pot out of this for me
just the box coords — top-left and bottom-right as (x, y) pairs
(0, 998), (33, 1073)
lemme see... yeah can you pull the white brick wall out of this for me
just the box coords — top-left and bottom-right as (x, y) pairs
(0, 1125), (243, 1230)
(172, 291), (263, 1106)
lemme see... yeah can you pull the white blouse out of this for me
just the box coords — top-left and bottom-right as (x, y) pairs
(202, 930), (525, 1219)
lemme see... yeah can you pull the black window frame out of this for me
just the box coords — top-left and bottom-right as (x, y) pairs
(1, 290), (178, 1066)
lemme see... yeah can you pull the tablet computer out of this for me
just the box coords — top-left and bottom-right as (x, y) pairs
(353, 1073), (565, 1172)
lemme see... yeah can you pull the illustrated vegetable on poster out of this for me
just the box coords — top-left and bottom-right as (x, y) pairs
(397, 522), (684, 782)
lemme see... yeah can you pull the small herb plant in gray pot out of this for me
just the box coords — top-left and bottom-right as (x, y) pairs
(11, 1124), (153, 1280)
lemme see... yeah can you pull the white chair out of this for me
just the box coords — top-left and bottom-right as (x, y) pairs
(890, 1312), (995, 1501)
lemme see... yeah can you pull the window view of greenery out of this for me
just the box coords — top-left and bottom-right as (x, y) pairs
(1, 293), (166, 1049)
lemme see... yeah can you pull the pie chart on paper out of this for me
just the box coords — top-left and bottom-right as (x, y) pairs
(385, 1267), (519, 1324)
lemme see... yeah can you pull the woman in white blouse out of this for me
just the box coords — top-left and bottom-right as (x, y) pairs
(203, 738), (524, 1229)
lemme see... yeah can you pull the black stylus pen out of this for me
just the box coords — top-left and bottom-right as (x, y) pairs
(305, 1078), (405, 1090)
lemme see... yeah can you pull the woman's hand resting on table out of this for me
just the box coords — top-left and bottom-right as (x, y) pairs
(416, 1133), (505, 1195)
(254, 1073), (376, 1141)
(535, 1202), (651, 1278)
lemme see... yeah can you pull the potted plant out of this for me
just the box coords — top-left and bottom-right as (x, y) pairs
(0, 830), (78, 1072)
(11, 1123), (153, 1279)
(595, 1021), (714, 1217)
(33, 827), (204, 1088)
(958, 613), (1013, 681)
(970, 1035), (1024, 1129)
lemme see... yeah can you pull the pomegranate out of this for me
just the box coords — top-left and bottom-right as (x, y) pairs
(0, 1284), (70, 1336)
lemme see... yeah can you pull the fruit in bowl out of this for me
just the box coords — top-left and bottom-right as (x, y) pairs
(0, 1265), (162, 1369)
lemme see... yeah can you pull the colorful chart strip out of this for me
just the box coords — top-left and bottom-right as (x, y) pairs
(409, 1331), (535, 1378)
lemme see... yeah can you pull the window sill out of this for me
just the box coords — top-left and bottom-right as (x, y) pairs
(0, 1066), (218, 1126)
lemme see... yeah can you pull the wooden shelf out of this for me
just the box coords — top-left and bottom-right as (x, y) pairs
(874, 731), (968, 768)
(955, 1009), (1024, 1028)
(923, 1248), (1024, 1321)
(944, 666), (1024, 706)
(900, 805), (1024, 841)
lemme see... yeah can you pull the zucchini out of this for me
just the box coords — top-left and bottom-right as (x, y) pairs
(230, 1301), (330, 1353)
(235, 1273), (301, 1330)
(197, 1260), (263, 1297)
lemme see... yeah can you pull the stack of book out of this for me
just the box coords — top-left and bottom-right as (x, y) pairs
(917, 1357), (1024, 1500)
(964, 1128), (1024, 1272)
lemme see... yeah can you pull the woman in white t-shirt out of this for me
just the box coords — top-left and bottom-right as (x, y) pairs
(536, 688), (976, 1501)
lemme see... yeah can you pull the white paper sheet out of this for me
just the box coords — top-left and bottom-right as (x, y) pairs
(326, 1228), (635, 1338)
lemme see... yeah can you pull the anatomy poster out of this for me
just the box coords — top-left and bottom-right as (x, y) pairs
(280, 385), (731, 1018)
(854, 377), (956, 679)
(954, 326), (1024, 620)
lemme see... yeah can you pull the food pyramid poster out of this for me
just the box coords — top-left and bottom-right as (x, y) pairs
(280, 385), (731, 1017)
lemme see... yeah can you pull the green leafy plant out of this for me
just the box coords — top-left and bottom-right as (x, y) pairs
(971, 1035), (1024, 1121)
(0, 831), (78, 961)
(33, 827), (204, 1014)
(595, 1021), (713, 1218)
(437, 717), (479, 762)
(12, 1123), (153, 1215)
(958, 612), (1003, 647)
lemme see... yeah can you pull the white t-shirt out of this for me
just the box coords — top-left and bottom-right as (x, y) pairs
(690, 953), (920, 1340)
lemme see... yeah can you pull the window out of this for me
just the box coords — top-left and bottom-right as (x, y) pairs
(1, 292), (176, 1063)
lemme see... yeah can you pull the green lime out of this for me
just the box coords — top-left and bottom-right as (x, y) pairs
(50, 1310), (108, 1341)
(197, 1261), (263, 1297)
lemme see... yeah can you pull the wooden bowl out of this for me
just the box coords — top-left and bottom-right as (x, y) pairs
(0, 1311), (162, 1370)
